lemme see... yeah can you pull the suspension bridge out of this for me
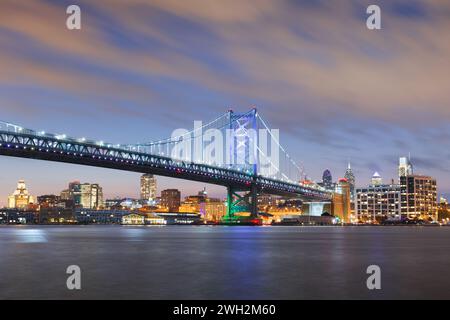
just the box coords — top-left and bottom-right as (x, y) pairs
(0, 108), (331, 224)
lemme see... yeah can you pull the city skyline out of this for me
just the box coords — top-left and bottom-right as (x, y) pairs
(1, 1), (450, 205)
(1, 156), (444, 208)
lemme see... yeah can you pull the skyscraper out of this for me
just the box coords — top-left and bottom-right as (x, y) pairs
(371, 172), (382, 186)
(60, 181), (103, 209)
(322, 169), (333, 189)
(63, 181), (81, 205)
(7, 180), (35, 209)
(397, 156), (436, 221)
(80, 183), (104, 209)
(398, 156), (413, 178)
(344, 162), (355, 195)
(140, 174), (157, 202)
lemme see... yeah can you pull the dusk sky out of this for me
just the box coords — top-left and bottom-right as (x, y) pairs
(1, 0), (449, 205)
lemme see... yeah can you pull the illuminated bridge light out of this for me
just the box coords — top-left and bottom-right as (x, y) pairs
(0, 115), (332, 203)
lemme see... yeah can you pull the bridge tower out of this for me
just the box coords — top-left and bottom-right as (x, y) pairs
(223, 108), (260, 224)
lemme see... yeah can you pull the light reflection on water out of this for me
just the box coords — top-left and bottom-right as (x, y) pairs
(11, 228), (48, 243)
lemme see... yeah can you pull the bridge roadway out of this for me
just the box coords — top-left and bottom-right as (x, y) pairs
(0, 129), (331, 202)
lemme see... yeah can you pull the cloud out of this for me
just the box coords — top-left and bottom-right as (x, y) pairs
(1, 0), (450, 192)
(1, 1), (449, 128)
(410, 156), (450, 174)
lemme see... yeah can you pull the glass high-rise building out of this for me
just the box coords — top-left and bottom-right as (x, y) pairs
(322, 169), (333, 189)
(344, 162), (355, 195)
(398, 156), (413, 178)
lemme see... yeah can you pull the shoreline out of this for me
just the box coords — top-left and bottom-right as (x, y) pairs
(0, 223), (448, 227)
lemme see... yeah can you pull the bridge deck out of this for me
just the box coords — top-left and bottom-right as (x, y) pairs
(0, 130), (332, 201)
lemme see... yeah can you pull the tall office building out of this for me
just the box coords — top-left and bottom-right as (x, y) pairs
(400, 175), (437, 220)
(397, 156), (437, 220)
(322, 169), (333, 190)
(68, 181), (81, 206)
(140, 174), (157, 202)
(80, 183), (103, 209)
(161, 189), (181, 212)
(60, 181), (103, 209)
(7, 180), (35, 209)
(344, 162), (355, 195)
(371, 172), (383, 186)
(398, 156), (413, 178)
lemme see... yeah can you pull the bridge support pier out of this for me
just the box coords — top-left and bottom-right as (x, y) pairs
(223, 185), (258, 223)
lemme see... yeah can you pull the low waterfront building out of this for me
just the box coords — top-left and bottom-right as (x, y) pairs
(200, 199), (226, 222)
(0, 209), (38, 224)
(75, 209), (131, 224)
(276, 214), (337, 225)
(179, 195), (203, 213)
(156, 213), (201, 225)
(143, 213), (166, 225)
(301, 201), (331, 216)
(39, 207), (75, 224)
(104, 198), (123, 209)
(122, 213), (145, 225)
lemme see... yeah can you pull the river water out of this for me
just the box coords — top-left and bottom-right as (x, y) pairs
(0, 225), (449, 299)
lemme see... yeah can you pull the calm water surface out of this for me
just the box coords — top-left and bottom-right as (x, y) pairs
(0, 225), (449, 299)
